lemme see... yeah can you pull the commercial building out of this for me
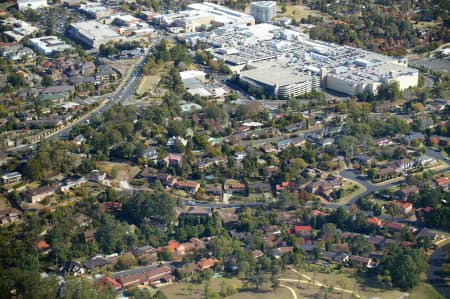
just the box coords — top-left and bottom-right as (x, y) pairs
(78, 3), (112, 19)
(17, 0), (47, 11)
(239, 64), (319, 98)
(2, 18), (39, 41)
(69, 21), (123, 48)
(154, 2), (255, 33)
(250, 1), (277, 23)
(182, 23), (419, 96)
(29, 36), (72, 56)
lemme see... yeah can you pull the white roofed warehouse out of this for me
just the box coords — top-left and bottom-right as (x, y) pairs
(69, 21), (123, 49)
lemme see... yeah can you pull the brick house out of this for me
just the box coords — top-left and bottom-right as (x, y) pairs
(174, 180), (200, 194)
(22, 185), (56, 203)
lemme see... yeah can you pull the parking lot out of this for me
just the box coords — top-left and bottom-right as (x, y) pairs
(409, 57), (450, 73)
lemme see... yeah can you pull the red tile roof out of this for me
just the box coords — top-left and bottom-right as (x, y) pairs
(98, 277), (121, 290)
(367, 217), (384, 227)
(435, 176), (450, 186)
(37, 240), (50, 249)
(295, 225), (312, 233)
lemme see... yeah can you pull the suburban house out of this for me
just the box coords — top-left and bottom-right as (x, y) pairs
(83, 256), (111, 271)
(415, 155), (435, 166)
(87, 170), (107, 184)
(261, 144), (278, 154)
(351, 155), (373, 166)
(0, 208), (23, 225)
(322, 251), (350, 263)
(59, 176), (87, 193)
(154, 173), (177, 188)
(375, 137), (394, 147)
(205, 186), (222, 200)
(174, 180), (200, 194)
(275, 181), (295, 193)
(391, 158), (415, 172)
(83, 229), (97, 243)
(98, 277), (122, 292)
(132, 245), (156, 258)
(114, 266), (173, 288)
(387, 222), (404, 232)
(377, 167), (397, 180)
(163, 154), (183, 167)
(367, 217), (384, 227)
(181, 207), (212, 218)
(224, 181), (246, 195)
(59, 261), (85, 276)
(248, 183), (272, 195)
(197, 258), (218, 271)
(349, 256), (374, 268)
(397, 185), (419, 200)
(415, 228), (437, 241)
(1, 172), (22, 184)
(293, 225), (313, 239)
(304, 178), (343, 199)
(72, 213), (93, 227)
(283, 122), (304, 133)
(393, 201), (414, 215)
(22, 185), (56, 203)
(143, 147), (158, 162)
(72, 134), (86, 146)
(434, 176), (449, 191)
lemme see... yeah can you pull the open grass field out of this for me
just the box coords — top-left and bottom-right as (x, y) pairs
(284, 267), (404, 299)
(277, 5), (330, 21)
(0, 194), (10, 209)
(97, 161), (141, 188)
(136, 73), (162, 95)
(161, 267), (443, 299)
(409, 282), (445, 299)
(108, 58), (139, 77)
(161, 277), (292, 299)
(136, 61), (175, 95)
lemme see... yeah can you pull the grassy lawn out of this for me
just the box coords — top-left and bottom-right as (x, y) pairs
(0, 194), (11, 209)
(108, 58), (139, 78)
(284, 267), (404, 299)
(136, 62), (174, 95)
(276, 4), (330, 22)
(162, 268), (426, 299)
(136, 73), (162, 95)
(409, 282), (445, 299)
(97, 161), (141, 187)
(161, 277), (292, 299)
(336, 179), (367, 205)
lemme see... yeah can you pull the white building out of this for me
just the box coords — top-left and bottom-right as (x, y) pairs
(182, 23), (419, 96)
(29, 36), (72, 56)
(2, 18), (39, 41)
(155, 2), (255, 33)
(69, 21), (123, 49)
(1, 172), (22, 185)
(17, 0), (47, 11)
(239, 64), (320, 98)
(250, 1), (277, 23)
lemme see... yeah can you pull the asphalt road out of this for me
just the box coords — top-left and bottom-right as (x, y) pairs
(427, 243), (450, 299)
(337, 149), (450, 207)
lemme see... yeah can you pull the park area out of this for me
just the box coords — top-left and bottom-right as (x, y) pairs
(160, 266), (443, 299)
